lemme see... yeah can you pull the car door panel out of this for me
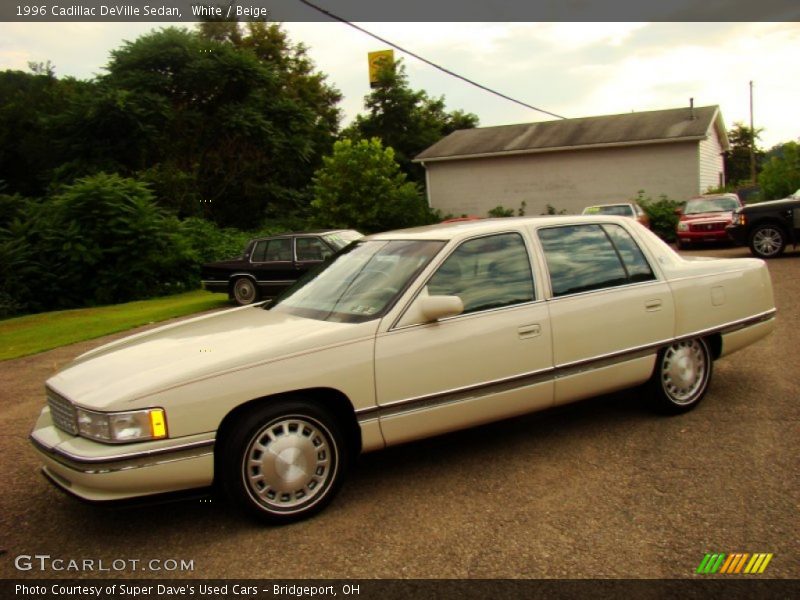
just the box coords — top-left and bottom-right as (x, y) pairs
(375, 304), (554, 445)
(548, 282), (673, 404)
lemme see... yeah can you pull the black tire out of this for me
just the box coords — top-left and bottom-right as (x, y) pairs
(676, 238), (689, 250)
(748, 224), (786, 259)
(217, 400), (348, 524)
(232, 277), (258, 305)
(647, 338), (713, 414)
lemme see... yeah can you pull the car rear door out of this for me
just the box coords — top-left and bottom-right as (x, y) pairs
(534, 222), (674, 405)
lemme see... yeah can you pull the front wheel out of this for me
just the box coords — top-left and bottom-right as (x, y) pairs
(648, 338), (712, 414)
(217, 401), (348, 524)
(749, 225), (786, 259)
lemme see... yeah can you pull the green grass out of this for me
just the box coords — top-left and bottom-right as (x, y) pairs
(0, 290), (230, 361)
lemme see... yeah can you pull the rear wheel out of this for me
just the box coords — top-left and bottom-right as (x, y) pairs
(648, 338), (712, 414)
(232, 277), (258, 305)
(749, 225), (786, 258)
(218, 400), (348, 524)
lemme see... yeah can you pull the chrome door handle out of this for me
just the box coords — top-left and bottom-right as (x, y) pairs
(645, 299), (663, 311)
(518, 324), (541, 339)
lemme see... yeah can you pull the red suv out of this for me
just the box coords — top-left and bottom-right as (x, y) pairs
(676, 194), (743, 249)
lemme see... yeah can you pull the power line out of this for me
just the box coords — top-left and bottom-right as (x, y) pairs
(296, 0), (567, 120)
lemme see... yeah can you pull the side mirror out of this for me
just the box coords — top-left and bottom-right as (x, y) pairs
(420, 295), (464, 322)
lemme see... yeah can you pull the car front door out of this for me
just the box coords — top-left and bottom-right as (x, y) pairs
(535, 222), (674, 405)
(373, 232), (554, 446)
(294, 236), (334, 274)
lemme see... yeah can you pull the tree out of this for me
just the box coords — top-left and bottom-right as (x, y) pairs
(759, 141), (800, 200)
(311, 138), (433, 233)
(344, 59), (478, 185)
(41, 25), (342, 229)
(724, 123), (765, 186)
(0, 67), (92, 197)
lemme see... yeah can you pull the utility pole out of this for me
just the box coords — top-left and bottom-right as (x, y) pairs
(749, 80), (756, 184)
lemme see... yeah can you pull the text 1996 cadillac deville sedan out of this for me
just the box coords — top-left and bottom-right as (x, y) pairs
(30, 216), (776, 523)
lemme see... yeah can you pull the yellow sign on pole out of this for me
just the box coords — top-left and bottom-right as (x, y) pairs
(368, 50), (394, 88)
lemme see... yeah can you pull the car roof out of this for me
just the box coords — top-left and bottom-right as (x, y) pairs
(249, 229), (354, 241)
(688, 193), (740, 201)
(584, 203), (634, 208)
(369, 215), (637, 242)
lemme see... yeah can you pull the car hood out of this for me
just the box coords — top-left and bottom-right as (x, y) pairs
(741, 197), (800, 213)
(681, 211), (734, 223)
(47, 306), (372, 410)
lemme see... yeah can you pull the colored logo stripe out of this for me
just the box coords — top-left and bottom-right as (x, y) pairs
(697, 553), (726, 574)
(698, 553), (773, 574)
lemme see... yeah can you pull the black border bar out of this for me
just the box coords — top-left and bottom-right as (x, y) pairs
(4, 579), (800, 600)
(2, 0), (800, 23)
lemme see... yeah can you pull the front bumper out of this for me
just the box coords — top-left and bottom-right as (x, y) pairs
(30, 408), (214, 502)
(677, 229), (730, 244)
(726, 224), (748, 246)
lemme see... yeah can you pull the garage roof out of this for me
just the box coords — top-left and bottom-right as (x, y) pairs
(415, 105), (727, 163)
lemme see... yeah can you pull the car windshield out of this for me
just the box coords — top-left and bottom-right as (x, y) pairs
(685, 197), (739, 214)
(268, 239), (445, 323)
(583, 205), (634, 217)
(323, 230), (363, 250)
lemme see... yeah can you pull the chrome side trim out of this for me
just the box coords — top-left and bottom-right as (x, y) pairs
(358, 367), (555, 421)
(680, 308), (776, 339)
(30, 434), (215, 473)
(357, 309), (777, 423)
(555, 345), (663, 378)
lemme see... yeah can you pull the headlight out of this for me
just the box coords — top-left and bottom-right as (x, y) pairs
(76, 407), (167, 443)
(677, 222), (689, 231)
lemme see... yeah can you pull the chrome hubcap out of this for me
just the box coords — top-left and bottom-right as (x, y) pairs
(661, 340), (707, 404)
(235, 280), (255, 302)
(753, 228), (782, 256)
(244, 417), (333, 512)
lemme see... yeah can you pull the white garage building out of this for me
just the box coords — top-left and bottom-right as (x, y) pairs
(414, 105), (729, 217)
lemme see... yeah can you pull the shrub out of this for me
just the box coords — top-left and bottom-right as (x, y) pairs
(487, 201), (527, 218)
(541, 203), (567, 215)
(0, 174), (204, 317)
(487, 205), (514, 218)
(311, 138), (434, 233)
(635, 190), (682, 242)
(759, 141), (800, 200)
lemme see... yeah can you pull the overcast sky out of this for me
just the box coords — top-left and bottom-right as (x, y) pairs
(1, 21), (798, 148)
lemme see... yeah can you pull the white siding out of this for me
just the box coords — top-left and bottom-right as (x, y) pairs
(425, 142), (700, 217)
(698, 127), (725, 193)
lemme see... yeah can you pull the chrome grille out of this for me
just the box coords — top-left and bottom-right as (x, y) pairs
(47, 388), (78, 435)
(690, 222), (726, 232)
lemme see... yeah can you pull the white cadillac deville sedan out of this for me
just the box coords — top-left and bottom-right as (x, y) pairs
(31, 217), (776, 523)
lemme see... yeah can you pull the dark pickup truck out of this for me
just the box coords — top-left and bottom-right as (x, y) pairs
(727, 195), (800, 258)
(201, 229), (362, 305)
